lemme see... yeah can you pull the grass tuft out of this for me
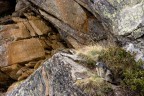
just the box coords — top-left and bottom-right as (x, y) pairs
(76, 45), (105, 69)
(75, 77), (114, 96)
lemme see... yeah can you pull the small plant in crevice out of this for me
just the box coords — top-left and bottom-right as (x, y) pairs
(78, 53), (96, 69)
(76, 45), (105, 69)
(75, 77), (114, 96)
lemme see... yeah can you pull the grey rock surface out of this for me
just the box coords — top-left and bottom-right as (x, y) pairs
(7, 52), (88, 96)
(75, 0), (144, 49)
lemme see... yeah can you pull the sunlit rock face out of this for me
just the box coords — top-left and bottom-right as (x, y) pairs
(0, 15), (68, 93)
(7, 38), (45, 65)
(14, 0), (108, 48)
(15, 0), (144, 50)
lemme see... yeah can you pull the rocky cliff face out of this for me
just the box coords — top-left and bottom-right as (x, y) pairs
(14, 0), (144, 49)
(0, 0), (144, 96)
(76, 0), (144, 49)
(0, 14), (67, 94)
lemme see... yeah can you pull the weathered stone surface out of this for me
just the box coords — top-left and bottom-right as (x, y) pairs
(23, 21), (37, 37)
(40, 9), (107, 45)
(31, 0), (88, 33)
(18, 69), (34, 81)
(0, 45), (7, 67)
(76, 0), (144, 39)
(0, 25), (16, 67)
(49, 34), (60, 40)
(12, 17), (27, 23)
(39, 39), (52, 49)
(7, 38), (45, 65)
(51, 40), (65, 49)
(10, 22), (31, 40)
(6, 81), (24, 95)
(1, 64), (22, 80)
(0, 14), (68, 93)
(34, 60), (44, 70)
(66, 36), (85, 49)
(39, 10), (89, 45)
(16, 0), (107, 46)
(29, 19), (51, 35)
(25, 61), (36, 68)
(7, 51), (88, 96)
(16, 66), (30, 76)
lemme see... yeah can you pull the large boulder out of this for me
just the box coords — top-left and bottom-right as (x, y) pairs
(74, 0), (144, 50)
(75, 0), (144, 38)
(6, 51), (88, 96)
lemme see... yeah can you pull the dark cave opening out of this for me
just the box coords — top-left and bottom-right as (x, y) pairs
(0, 0), (16, 16)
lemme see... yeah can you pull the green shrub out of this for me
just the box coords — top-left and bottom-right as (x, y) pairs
(98, 47), (135, 78)
(98, 47), (144, 94)
(122, 60), (144, 94)
(77, 45), (144, 94)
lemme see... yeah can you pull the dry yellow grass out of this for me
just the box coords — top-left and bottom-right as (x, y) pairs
(75, 77), (114, 96)
(75, 45), (107, 68)
(76, 45), (106, 60)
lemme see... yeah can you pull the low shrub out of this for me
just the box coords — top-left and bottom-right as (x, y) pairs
(99, 47), (144, 94)
(76, 45), (144, 94)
